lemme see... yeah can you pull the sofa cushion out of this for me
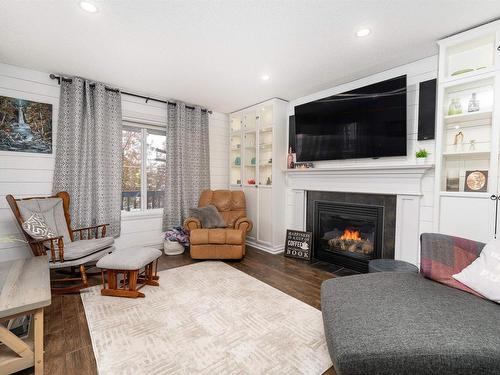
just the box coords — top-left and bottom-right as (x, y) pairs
(190, 228), (244, 245)
(453, 238), (500, 303)
(420, 233), (483, 296)
(321, 272), (500, 375)
(97, 247), (162, 270)
(189, 205), (227, 229)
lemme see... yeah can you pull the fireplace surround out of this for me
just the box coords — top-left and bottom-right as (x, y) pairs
(307, 191), (397, 272)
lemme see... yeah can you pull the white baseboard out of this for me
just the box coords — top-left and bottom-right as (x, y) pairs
(246, 240), (284, 255)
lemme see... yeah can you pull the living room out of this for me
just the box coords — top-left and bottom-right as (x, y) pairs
(0, 1), (499, 374)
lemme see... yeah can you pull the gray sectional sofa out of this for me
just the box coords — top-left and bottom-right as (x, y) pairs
(321, 233), (500, 375)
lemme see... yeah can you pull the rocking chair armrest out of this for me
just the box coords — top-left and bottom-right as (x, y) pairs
(72, 223), (109, 239)
(28, 236), (64, 262)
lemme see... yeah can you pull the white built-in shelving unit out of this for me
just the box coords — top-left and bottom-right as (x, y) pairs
(434, 20), (500, 242)
(229, 98), (288, 253)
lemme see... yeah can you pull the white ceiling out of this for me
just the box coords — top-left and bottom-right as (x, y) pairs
(0, 1), (499, 113)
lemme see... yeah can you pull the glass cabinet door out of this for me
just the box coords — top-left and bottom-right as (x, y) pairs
(258, 128), (273, 186)
(259, 104), (274, 127)
(230, 116), (242, 133)
(243, 131), (257, 185)
(230, 134), (242, 185)
(242, 110), (256, 130)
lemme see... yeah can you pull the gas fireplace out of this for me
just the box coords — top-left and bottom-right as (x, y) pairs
(307, 191), (396, 273)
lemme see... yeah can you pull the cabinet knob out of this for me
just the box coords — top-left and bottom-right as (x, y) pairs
(490, 195), (498, 201)
(497, 45), (500, 51)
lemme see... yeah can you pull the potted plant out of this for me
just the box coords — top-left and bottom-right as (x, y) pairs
(416, 148), (429, 164)
(163, 226), (189, 255)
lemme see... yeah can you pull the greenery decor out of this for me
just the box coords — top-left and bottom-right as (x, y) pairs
(416, 149), (429, 158)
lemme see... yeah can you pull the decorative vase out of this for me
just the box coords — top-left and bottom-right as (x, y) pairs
(448, 98), (463, 116)
(468, 92), (480, 113)
(416, 157), (427, 165)
(163, 240), (185, 256)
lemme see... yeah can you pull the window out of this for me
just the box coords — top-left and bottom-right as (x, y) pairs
(122, 124), (166, 212)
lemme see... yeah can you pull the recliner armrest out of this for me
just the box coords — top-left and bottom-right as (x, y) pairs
(184, 217), (202, 231)
(235, 217), (253, 233)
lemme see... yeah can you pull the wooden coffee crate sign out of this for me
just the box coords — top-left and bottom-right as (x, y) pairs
(284, 230), (312, 260)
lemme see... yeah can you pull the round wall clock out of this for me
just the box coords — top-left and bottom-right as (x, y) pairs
(465, 170), (488, 192)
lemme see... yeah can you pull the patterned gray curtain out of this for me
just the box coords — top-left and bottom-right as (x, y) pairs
(53, 77), (122, 236)
(162, 102), (210, 230)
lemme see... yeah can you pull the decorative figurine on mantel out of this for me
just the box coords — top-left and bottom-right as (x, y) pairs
(287, 147), (295, 169)
(468, 92), (480, 113)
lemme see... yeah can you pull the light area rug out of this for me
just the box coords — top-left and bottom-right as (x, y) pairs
(81, 261), (332, 374)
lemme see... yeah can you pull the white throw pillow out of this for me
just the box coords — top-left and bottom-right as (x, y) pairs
(453, 238), (500, 303)
(22, 213), (57, 240)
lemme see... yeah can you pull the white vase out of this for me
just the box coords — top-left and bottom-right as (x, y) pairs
(416, 157), (427, 165)
(163, 240), (185, 256)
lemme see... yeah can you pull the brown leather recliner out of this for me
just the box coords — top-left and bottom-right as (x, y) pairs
(184, 190), (253, 259)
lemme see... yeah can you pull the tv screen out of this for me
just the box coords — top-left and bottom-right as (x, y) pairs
(294, 75), (407, 161)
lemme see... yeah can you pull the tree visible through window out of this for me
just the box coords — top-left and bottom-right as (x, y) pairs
(122, 124), (166, 212)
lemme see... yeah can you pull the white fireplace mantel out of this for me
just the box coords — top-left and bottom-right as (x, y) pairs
(284, 164), (434, 196)
(283, 164), (435, 266)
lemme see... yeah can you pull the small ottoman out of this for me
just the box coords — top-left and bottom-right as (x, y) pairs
(368, 259), (419, 273)
(97, 247), (162, 298)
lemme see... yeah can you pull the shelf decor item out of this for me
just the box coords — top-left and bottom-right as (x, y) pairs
(234, 156), (241, 166)
(446, 176), (460, 192)
(451, 68), (474, 76)
(163, 226), (189, 255)
(453, 131), (464, 152)
(448, 98), (463, 116)
(468, 92), (480, 112)
(415, 148), (429, 164)
(266, 176), (272, 185)
(469, 140), (476, 151)
(247, 178), (256, 185)
(464, 170), (488, 192)
(251, 157), (256, 165)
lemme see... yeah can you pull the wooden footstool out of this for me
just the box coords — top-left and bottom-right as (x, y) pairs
(96, 247), (162, 298)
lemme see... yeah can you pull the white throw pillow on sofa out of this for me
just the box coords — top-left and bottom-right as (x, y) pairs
(453, 238), (500, 303)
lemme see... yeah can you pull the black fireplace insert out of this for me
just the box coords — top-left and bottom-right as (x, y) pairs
(307, 191), (396, 273)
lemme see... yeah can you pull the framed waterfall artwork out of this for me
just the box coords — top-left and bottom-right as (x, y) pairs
(0, 95), (53, 154)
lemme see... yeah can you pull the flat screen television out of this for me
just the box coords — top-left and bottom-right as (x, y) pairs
(294, 75), (407, 161)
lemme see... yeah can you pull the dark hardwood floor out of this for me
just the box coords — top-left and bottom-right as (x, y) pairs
(19, 247), (355, 375)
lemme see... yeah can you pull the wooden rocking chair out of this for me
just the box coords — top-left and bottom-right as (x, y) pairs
(6, 192), (115, 294)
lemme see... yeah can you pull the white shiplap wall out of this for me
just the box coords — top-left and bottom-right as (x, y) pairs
(0, 62), (228, 261)
(288, 56), (438, 241)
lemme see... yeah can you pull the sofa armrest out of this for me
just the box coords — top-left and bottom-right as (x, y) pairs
(235, 217), (253, 233)
(184, 217), (201, 231)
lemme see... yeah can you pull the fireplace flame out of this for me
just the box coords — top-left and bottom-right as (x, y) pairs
(339, 229), (362, 241)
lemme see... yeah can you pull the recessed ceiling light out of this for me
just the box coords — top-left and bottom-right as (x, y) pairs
(261, 74), (270, 81)
(356, 28), (371, 37)
(79, 1), (98, 13)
